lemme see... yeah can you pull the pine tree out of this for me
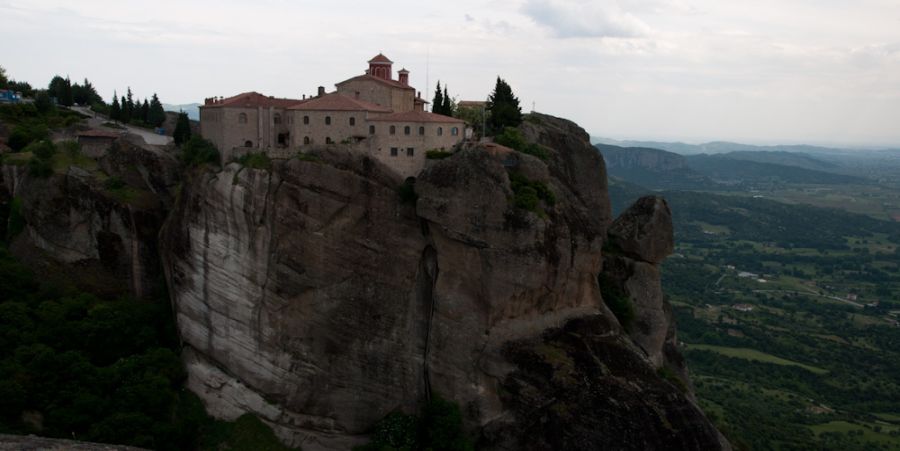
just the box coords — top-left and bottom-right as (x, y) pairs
(486, 77), (522, 134)
(431, 81), (443, 114)
(173, 112), (191, 146)
(442, 85), (453, 116)
(123, 87), (134, 123)
(73, 78), (101, 106)
(141, 99), (150, 124)
(48, 76), (74, 106)
(110, 92), (121, 122)
(148, 93), (166, 128)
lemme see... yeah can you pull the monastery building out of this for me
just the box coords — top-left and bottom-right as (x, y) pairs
(199, 54), (465, 177)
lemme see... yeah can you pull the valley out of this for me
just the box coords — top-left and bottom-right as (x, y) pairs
(606, 145), (900, 450)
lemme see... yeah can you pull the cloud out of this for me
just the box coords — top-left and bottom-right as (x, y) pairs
(521, 0), (651, 38)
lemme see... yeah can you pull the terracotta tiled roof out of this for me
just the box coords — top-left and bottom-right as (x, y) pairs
(288, 93), (392, 112)
(368, 110), (464, 123)
(77, 130), (120, 138)
(368, 53), (393, 64)
(202, 91), (303, 109)
(336, 74), (414, 90)
(458, 100), (487, 109)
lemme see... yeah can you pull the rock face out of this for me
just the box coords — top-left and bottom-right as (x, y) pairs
(601, 196), (686, 378)
(161, 113), (727, 450)
(0, 136), (178, 298)
(0, 434), (146, 450)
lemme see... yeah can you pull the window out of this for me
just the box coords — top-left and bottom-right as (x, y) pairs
(238, 113), (248, 124)
(437, 127), (443, 136)
(418, 126), (425, 135)
(303, 136), (310, 145)
(390, 125), (396, 135)
(277, 133), (288, 145)
(404, 126), (410, 135)
(349, 117), (356, 126)
(274, 113), (281, 124)
(303, 115), (309, 124)
(325, 116), (331, 125)
(326, 137), (333, 144)
(244, 140), (253, 147)
(390, 147), (398, 156)
(451, 127), (459, 136)
(407, 147), (414, 157)
(369, 125), (375, 135)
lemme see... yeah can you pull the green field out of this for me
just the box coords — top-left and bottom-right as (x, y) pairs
(685, 344), (829, 375)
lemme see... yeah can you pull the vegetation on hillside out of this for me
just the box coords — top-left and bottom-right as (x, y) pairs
(354, 396), (474, 451)
(0, 231), (293, 451)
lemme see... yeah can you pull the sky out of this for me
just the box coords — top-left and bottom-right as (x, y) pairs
(2, 0), (900, 147)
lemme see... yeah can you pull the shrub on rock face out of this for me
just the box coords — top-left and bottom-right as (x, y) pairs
(237, 152), (272, 170)
(494, 127), (549, 161)
(598, 272), (635, 331)
(355, 396), (473, 451)
(180, 136), (220, 168)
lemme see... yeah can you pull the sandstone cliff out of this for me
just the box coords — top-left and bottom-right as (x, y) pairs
(0, 135), (178, 298)
(161, 113), (728, 450)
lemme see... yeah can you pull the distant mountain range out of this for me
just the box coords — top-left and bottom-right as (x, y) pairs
(162, 103), (200, 121)
(593, 137), (900, 157)
(597, 143), (865, 191)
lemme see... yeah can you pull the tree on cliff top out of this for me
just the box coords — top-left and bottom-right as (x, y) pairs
(486, 77), (521, 134)
(173, 111), (191, 146)
(110, 92), (121, 122)
(0, 66), (7, 89)
(148, 94), (166, 128)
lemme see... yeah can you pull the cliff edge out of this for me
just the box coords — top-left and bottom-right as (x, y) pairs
(161, 113), (728, 450)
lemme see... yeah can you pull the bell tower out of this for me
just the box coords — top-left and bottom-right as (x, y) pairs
(368, 53), (394, 80)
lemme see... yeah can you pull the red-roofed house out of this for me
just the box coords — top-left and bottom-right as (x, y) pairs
(199, 54), (465, 177)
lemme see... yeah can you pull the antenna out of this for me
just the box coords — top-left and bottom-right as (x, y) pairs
(425, 48), (430, 102)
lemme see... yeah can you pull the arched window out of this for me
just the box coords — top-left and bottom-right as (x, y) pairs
(418, 126), (425, 135)
(349, 117), (356, 126)
(303, 136), (310, 145)
(451, 127), (459, 136)
(404, 126), (410, 135)
(244, 140), (253, 147)
(325, 116), (332, 125)
(390, 125), (396, 135)
(238, 113), (248, 124)
(437, 127), (443, 136)
(369, 125), (375, 135)
(274, 113), (281, 124)
(326, 137), (333, 144)
(303, 115), (309, 125)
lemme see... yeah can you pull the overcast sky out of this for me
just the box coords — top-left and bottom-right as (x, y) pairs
(2, 0), (900, 147)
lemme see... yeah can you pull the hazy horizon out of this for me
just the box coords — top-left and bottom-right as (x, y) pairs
(3, 0), (900, 148)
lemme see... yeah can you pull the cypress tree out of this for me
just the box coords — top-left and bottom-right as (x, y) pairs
(442, 85), (452, 116)
(431, 81), (443, 114)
